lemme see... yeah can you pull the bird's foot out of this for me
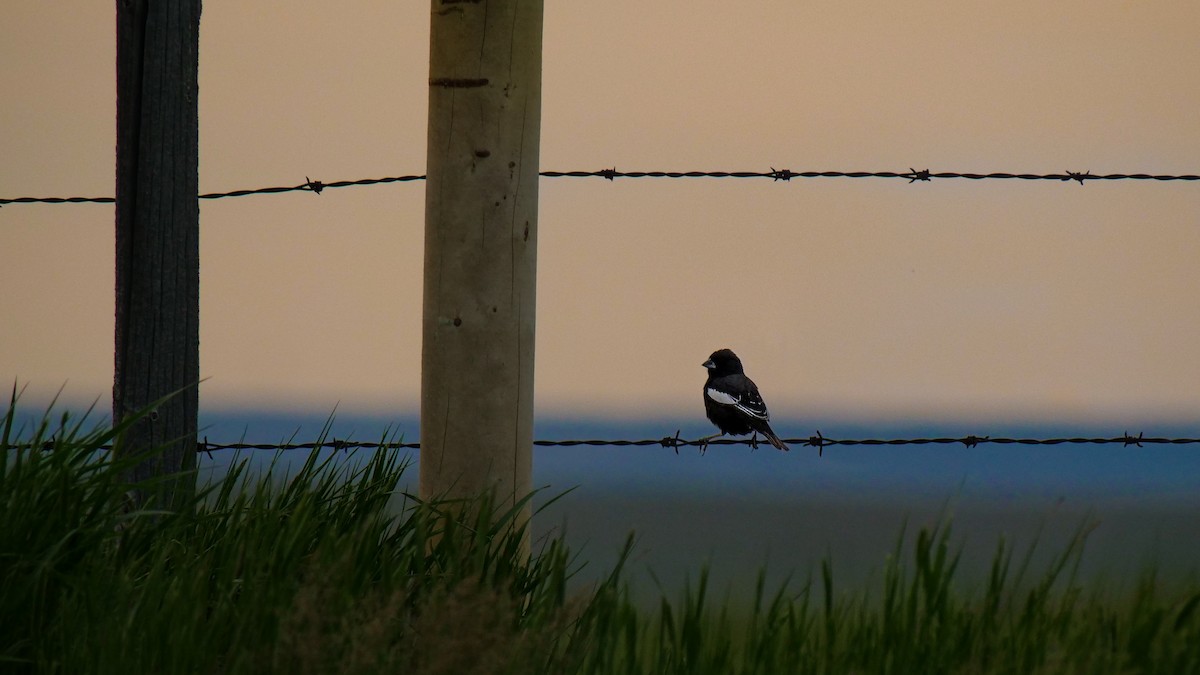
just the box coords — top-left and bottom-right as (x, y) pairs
(696, 432), (724, 456)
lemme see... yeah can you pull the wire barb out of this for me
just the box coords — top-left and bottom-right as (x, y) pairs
(907, 168), (932, 183)
(1122, 431), (1144, 448)
(805, 429), (828, 457)
(661, 429), (684, 454)
(769, 167), (795, 182)
(1066, 170), (1092, 185)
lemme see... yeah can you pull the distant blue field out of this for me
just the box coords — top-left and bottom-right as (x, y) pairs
(11, 402), (1200, 594)
(199, 407), (1200, 594)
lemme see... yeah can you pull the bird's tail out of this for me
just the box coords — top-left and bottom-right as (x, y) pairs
(764, 427), (789, 452)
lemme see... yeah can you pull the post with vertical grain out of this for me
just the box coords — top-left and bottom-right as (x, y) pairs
(421, 0), (542, 533)
(114, 0), (202, 511)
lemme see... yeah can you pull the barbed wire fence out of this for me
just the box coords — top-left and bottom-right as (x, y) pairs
(6, 167), (1199, 453)
(6, 431), (1200, 457)
(3, 167), (1200, 206)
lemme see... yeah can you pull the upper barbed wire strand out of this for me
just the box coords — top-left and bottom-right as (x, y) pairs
(4, 168), (1199, 206)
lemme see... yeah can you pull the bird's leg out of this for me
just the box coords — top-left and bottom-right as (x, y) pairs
(696, 431), (725, 455)
(749, 431), (760, 450)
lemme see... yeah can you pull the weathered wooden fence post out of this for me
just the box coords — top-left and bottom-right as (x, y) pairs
(421, 0), (543, 525)
(114, 0), (202, 510)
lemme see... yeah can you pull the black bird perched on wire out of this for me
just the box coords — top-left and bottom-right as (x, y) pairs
(699, 348), (789, 452)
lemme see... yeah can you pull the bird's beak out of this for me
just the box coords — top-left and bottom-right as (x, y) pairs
(702, 359), (714, 369)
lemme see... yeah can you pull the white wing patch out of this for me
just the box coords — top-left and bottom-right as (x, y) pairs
(706, 387), (739, 406)
(706, 387), (771, 421)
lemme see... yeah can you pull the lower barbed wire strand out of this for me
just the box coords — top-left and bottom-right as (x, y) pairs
(4, 432), (1198, 453)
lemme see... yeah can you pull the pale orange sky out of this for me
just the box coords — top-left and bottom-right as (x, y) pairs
(3, 3), (1199, 425)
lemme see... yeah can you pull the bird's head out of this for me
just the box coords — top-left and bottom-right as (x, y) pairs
(703, 348), (744, 376)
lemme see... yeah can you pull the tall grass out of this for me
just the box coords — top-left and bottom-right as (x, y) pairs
(3, 400), (1199, 674)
